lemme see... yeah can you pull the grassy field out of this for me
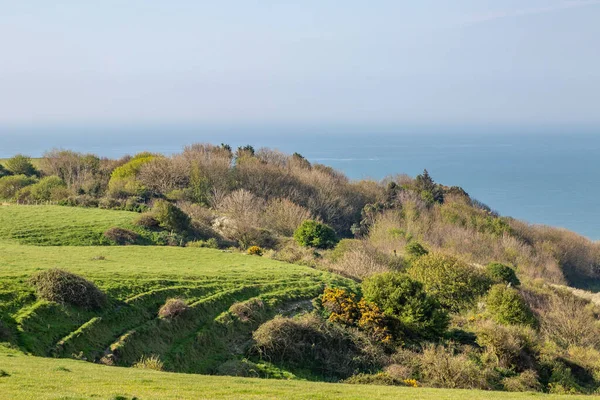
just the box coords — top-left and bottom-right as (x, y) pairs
(0, 347), (592, 400)
(0, 205), (143, 245)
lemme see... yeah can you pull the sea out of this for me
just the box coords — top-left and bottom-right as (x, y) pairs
(1, 124), (599, 240)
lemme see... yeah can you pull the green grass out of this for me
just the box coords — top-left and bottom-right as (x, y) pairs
(0, 205), (141, 245)
(0, 348), (592, 400)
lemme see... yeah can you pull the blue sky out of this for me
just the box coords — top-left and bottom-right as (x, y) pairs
(1, 0), (599, 126)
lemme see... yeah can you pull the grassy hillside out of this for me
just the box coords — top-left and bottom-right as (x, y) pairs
(0, 347), (592, 400)
(0, 243), (350, 373)
(0, 205), (141, 245)
(0, 205), (353, 376)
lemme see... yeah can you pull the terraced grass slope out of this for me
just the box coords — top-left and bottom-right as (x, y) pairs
(0, 205), (354, 374)
(0, 244), (351, 373)
(0, 348), (591, 400)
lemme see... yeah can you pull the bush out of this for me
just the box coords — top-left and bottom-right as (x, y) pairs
(158, 298), (188, 319)
(485, 285), (535, 327)
(29, 269), (107, 310)
(419, 344), (491, 389)
(502, 370), (542, 392)
(135, 213), (160, 228)
(474, 319), (538, 370)
(247, 246), (263, 256)
(361, 273), (448, 339)
(186, 238), (219, 249)
(20, 176), (67, 202)
(237, 228), (277, 250)
(253, 314), (382, 379)
(133, 355), (164, 371)
(0, 163), (9, 178)
(229, 298), (265, 323)
(404, 241), (428, 259)
(4, 154), (37, 176)
(486, 262), (520, 286)
(407, 253), (491, 312)
(343, 372), (404, 386)
(540, 290), (600, 349)
(321, 288), (391, 343)
(294, 220), (338, 249)
(0, 175), (36, 199)
(152, 200), (191, 233)
(103, 227), (139, 245)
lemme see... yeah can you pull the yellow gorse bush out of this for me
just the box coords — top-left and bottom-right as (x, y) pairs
(321, 288), (392, 343)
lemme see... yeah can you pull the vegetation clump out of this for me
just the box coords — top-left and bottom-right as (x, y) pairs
(486, 262), (520, 286)
(293, 220), (338, 249)
(361, 273), (449, 340)
(407, 253), (491, 312)
(152, 200), (191, 233)
(29, 269), (107, 310)
(247, 246), (263, 256)
(158, 298), (189, 319)
(103, 227), (139, 245)
(485, 284), (536, 327)
(253, 314), (382, 379)
(321, 288), (391, 343)
(4, 154), (38, 177)
(133, 355), (164, 371)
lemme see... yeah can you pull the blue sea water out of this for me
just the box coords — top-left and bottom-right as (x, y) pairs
(1, 125), (599, 240)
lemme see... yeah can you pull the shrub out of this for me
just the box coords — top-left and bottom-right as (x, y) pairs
(0, 175), (36, 199)
(237, 228), (277, 250)
(103, 227), (139, 245)
(404, 241), (428, 259)
(152, 200), (191, 233)
(253, 314), (382, 379)
(419, 344), (491, 389)
(229, 298), (265, 323)
(294, 220), (338, 249)
(29, 269), (107, 310)
(5, 154), (37, 176)
(186, 238), (219, 249)
(135, 213), (159, 228)
(540, 290), (600, 349)
(407, 253), (491, 312)
(502, 370), (542, 392)
(328, 247), (389, 280)
(0, 163), (9, 178)
(343, 372), (405, 386)
(361, 273), (448, 339)
(216, 359), (260, 377)
(20, 176), (67, 202)
(158, 298), (188, 319)
(321, 288), (391, 343)
(247, 246), (263, 256)
(133, 355), (164, 371)
(485, 285), (536, 326)
(486, 262), (520, 286)
(474, 319), (538, 369)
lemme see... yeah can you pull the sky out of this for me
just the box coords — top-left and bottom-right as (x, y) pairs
(1, 0), (599, 127)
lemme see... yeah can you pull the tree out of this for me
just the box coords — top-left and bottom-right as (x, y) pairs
(5, 155), (37, 176)
(414, 169), (443, 204)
